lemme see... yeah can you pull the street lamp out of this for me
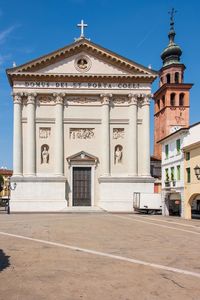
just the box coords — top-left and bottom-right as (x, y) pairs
(194, 165), (200, 180)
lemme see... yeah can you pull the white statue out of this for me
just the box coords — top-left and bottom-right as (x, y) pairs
(41, 146), (49, 164)
(115, 146), (122, 164)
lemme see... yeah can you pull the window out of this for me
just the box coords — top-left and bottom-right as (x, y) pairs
(171, 167), (175, 181)
(170, 93), (176, 106)
(165, 144), (169, 159)
(162, 95), (165, 107)
(166, 73), (171, 83)
(175, 72), (179, 83)
(176, 139), (181, 154)
(177, 165), (181, 180)
(157, 99), (160, 110)
(186, 168), (191, 183)
(179, 93), (184, 106)
(186, 152), (190, 161)
(165, 168), (169, 181)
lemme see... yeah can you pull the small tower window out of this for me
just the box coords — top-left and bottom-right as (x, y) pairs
(179, 93), (184, 106)
(175, 72), (179, 83)
(170, 93), (176, 106)
(162, 95), (165, 107)
(157, 99), (160, 110)
(166, 73), (171, 83)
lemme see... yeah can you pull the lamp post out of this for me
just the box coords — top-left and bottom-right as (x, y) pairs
(194, 165), (200, 180)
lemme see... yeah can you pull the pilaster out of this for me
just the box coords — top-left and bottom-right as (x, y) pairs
(128, 94), (138, 176)
(26, 93), (37, 176)
(100, 93), (112, 176)
(54, 93), (65, 176)
(13, 93), (23, 176)
(140, 94), (151, 177)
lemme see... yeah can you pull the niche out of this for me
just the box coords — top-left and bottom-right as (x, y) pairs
(41, 144), (49, 164)
(114, 145), (123, 164)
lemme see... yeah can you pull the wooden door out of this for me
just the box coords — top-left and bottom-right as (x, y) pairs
(73, 167), (91, 206)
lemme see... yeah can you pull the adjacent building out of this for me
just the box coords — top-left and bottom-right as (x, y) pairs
(159, 122), (200, 219)
(159, 129), (186, 216)
(183, 123), (200, 219)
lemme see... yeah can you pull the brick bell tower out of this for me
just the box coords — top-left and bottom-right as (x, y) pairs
(153, 9), (193, 159)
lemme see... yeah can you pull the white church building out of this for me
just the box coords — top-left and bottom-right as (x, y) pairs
(7, 24), (157, 212)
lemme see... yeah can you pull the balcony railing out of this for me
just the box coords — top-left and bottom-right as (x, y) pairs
(165, 181), (170, 188)
(164, 180), (177, 188)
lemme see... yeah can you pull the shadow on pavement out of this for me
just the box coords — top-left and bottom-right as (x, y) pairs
(0, 249), (10, 272)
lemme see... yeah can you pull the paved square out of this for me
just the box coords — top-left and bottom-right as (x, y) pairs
(0, 213), (200, 300)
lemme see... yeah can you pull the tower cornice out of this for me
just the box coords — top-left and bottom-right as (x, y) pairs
(153, 83), (193, 98)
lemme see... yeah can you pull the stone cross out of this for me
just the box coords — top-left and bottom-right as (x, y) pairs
(77, 20), (88, 38)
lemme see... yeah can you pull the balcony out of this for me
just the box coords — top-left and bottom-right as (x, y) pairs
(164, 180), (178, 188)
(165, 181), (170, 188)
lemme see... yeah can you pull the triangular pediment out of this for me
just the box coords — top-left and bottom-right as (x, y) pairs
(67, 151), (99, 165)
(7, 38), (157, 83)
(38, 51), (131, 75)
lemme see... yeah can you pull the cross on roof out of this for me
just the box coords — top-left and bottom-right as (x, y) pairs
(77, 20), (88, 38)
(168, 8), (177, 25)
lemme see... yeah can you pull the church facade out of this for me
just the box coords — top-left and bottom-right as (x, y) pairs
(7, 36), (157, 211)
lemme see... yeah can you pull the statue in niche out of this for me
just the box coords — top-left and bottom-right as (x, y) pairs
(115, 145), (123, 164)
(41, 144), (49, 164)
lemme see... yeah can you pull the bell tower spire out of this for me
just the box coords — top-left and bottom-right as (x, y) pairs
(153, 9), (193, 159)
(161, 8), (182, 67)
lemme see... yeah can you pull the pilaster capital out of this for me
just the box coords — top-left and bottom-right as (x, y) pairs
(142, 94), (152, 106)
(12, 92), (23, 104)
(100, 93), (112, 105)
(53, 93), (65, 104)
(27, 93), (37, 104)
(128, 93), (138, 105)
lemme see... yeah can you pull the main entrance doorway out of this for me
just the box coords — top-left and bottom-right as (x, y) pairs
(73, 167), (91, 206)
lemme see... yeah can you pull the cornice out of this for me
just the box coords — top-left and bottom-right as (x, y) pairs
(154, 105), (190, 117)
(9, 72), (156, 81)
(153, 83), (193, 98)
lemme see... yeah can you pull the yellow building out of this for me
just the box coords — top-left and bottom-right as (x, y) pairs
(183, 142), (200, 219)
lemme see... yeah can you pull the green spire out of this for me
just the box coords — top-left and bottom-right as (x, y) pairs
(161, 8), (182, 67)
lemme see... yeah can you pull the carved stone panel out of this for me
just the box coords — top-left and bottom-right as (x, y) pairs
(113, 96), (127, 105)
(66, 96), (99, 105)
(38, 95), (55, 104)
(70, 128), (95, 139)
(39, 128), (51, 139)
(113, 128), (124, 139)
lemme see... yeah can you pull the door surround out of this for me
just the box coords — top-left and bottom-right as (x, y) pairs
(67, 151), (98, 207)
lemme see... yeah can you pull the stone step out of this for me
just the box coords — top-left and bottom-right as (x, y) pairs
(60, 206), (106, 213)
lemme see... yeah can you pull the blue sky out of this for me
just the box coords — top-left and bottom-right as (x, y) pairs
(0, 0), (200, 169)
